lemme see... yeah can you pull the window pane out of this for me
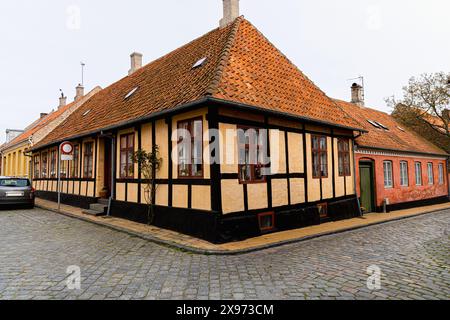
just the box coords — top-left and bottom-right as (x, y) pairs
(320, 152), (328, 177)
(313, 152), (320, 177)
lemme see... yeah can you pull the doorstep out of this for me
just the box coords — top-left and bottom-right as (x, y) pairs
(35, 198), (450, 255)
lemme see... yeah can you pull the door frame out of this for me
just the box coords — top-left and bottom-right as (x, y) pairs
(359, 159), (376, 213)
(103, 138), (112, 198)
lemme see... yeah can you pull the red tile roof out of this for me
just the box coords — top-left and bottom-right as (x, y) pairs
(34, 18), (362, 149)
(334, 99), (448, 156)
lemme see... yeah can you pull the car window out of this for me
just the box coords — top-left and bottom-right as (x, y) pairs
(0, 179), (30, 187)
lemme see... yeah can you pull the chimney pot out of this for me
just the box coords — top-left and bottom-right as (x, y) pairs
(74, 84), (84, 101)
(220, 0), (240, 28)
(351, 83), (365, 107)
(129, 52), (143, 75)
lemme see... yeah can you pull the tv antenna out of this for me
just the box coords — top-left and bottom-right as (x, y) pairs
(347, 75), (365, 102)
(80, 62), (86, 86)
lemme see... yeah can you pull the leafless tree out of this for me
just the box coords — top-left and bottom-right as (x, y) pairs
(388, 72), (450, 137)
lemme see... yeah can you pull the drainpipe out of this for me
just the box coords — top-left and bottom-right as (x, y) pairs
(99, 131), (115, 217)
(352, 132), (363, 217)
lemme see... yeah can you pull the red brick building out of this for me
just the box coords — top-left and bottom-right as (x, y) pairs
(336, 91), (449, 212)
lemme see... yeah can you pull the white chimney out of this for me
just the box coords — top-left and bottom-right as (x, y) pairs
(351, 83), (365, 107)
(220, 0), (240, 28)
(59, 95), (67, 109)
(128, 52), (143, 75)
(74, 84), (84, 101)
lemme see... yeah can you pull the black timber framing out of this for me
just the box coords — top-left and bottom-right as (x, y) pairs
(208, 106), (222, 213)
(331, 129), (336, 199)
(93, 137), (98, 198)
(285, 130), (291, 206)
(166, 118), (173, 207)
(265, 115), (273, 210)
(137, 124), (142, 204)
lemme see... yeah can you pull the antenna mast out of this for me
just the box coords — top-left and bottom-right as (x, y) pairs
(80, 62), (86, 86)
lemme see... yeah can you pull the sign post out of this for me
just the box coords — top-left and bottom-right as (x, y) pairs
(58, 141), (74, 212)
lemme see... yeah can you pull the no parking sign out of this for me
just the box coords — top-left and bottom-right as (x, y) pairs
(60, 141), (74, 161)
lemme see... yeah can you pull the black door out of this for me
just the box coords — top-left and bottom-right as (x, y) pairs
(103, 139), (112, 198)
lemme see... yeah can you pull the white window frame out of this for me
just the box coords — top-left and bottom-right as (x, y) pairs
(383, 161), (393, 188)
(427, 163), (434, 185)
(438, 163), (444, 185)
(400, 161), (409, 187)
(415, 162), (422, 186)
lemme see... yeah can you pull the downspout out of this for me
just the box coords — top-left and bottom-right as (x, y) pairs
(353, 131), (363, 217)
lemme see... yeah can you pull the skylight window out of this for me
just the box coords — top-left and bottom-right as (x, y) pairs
(82, 109), (91, 117)
(367, 120), (382, 129)
(374, 121), (389, 130)
(125, 87), (139, 100)
(192, 57), (207, 69)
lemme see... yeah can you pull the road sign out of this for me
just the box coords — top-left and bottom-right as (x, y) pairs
(60, 141), (74, 161)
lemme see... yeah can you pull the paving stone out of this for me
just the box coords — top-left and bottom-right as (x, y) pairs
(0, 208), (449, 300)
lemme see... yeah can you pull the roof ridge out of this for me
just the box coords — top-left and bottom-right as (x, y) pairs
(205, 16), (244, 96)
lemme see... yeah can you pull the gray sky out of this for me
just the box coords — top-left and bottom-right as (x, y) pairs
(1, 0), (449, 143)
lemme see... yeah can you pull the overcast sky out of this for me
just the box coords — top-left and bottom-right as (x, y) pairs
(1, 0), (449, 142)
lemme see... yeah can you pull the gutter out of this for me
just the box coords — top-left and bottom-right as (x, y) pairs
(355, 145), (449, 159)
(31, 96), (368, 152)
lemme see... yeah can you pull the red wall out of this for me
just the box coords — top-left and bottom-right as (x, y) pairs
(356, 153), (448, 208)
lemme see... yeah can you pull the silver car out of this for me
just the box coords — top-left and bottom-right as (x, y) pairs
(0, 177), (35, 209)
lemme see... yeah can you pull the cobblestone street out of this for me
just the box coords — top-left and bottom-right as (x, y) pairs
(0, 208), (449, 300)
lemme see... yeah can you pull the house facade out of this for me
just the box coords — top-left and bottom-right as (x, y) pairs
(336, 86), (449, 213)
(0, 86), (100, 178)
(30, 11), (366, 243)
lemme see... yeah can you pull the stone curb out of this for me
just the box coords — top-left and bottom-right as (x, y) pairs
(36, 203), (448, 256)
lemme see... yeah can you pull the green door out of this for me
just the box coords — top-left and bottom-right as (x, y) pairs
(360, 162), (375, 213)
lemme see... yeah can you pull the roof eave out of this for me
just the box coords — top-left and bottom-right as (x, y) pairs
(356, 145), (449, 158)
(207, 97), (368, 133)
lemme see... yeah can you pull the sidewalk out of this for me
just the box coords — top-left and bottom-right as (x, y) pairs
(36, 198), (450, 255)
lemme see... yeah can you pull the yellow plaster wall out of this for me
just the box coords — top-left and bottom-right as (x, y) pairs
(219, 123), (238, 174)
(272, 179), (289, 207)
(172, 185), (188, 208)
(192, 185), (211, 211)
(247, 183), (268, 210)
(155, 120), (169, 179)
(321, 137), (334, 200)
(221, 180), (244, 214)
(287, 132), (304, 174)
(290, 178), (306, 204)
(270, 129), (286, 175)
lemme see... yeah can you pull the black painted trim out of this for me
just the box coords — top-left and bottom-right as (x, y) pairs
(151, 121), (156, 206)
(378, 196), (449, 213)
(331, 131), (336, 199)
(137, 124), (142, 204)
(93, 137), (98, 198)
(167, 118), (173, 207)
(208, 106), (222, 213)
(302, 126), (309, 203)
(285, 131), (291, 206)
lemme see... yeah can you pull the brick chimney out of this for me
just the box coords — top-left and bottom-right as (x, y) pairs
(40, 113), (48, 119)
(220, 0), (240, 28)
(128, 52), (143, 75)
(351, 83), (365, 107)
(74, 84), (84, 101)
